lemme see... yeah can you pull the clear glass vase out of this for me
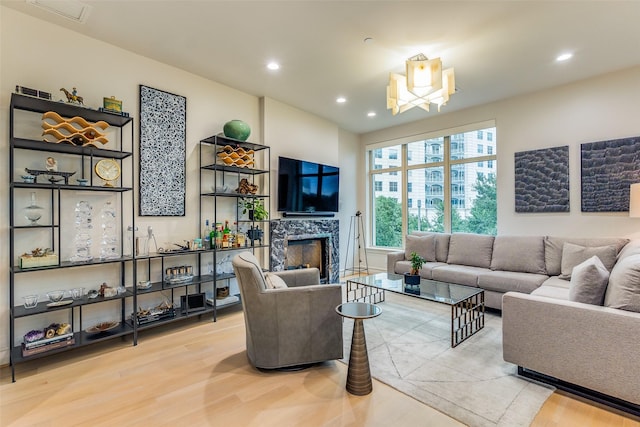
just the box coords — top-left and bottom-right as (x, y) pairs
(100, 201), (119, 259)
(23, 192), (44, 226)
(70, 200), (93, 262)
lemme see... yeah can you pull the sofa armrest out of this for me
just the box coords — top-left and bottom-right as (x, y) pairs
(387, 251), (405, 273)
(272, 267), (321, 287)
(502, 291), (640, 405)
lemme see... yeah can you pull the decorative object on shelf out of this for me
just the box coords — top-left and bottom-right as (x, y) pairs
(23, 192), (44, 225)
(94, 158), (121, 187)
(216, 144), (255, 168)
(164, 265), (194, 285)
(99, 282), (118, 298)
(22, 323), (74, 357)
(247, 225), (264, 245)
(387, 53), (455, 115)
(41, 111), (109, 147)
(76, 178), (89, 186)
(235, 178), (258, 194)
(102, 96), (122, 113)
(70, 200), (93, 262)
(19, 247), (58, 268)
(99, 201), (119, 259)
(15, 85), (51, 100)
(21, 174), (35, 183)
(223, 119), (251, 141)
(240, 198), (269, 221)
(69, 288), (84, 300)
(24, 167), (76, 185)
(22, 295), (38, 309)
(46, 290), (65, 303)
(60, 87), (84, 105)
(45, 156), (58, 171)
(139, 85), (186, 216)
(515, 146), (570, 213)
(134, 300), (175, 325)
(85, 321), (120, 334)
(404, 251), (424, 285)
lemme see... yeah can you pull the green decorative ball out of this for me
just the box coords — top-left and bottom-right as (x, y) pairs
(223, 120), (251, 141)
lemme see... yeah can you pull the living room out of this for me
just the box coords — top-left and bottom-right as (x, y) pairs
(1, 2), (640, 426)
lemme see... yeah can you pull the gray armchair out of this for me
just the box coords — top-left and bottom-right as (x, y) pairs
(232, 251), (344, 369)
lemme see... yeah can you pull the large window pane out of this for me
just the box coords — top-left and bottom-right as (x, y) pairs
(372, 171), (403, 247)
(451, 127), (496, 160)
(408, 166), (444, 233)
(408, 137), (444, 166)
(451, 164), (497, 235)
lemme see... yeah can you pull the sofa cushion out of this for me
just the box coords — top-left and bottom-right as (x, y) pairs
(395, 260), (447, 279)
(264, 273), (288, 289)
(604, 253), (640, 312)
(541, 276), (571, 288)
(569, 255), (610, 305)
(446, 233), (494, 268)
(405, 234), (437, 262)
(431, 265), (487, 287)
(477, 270), (548, 294)
(490, 235), (546, 274)
(544, 236), (629, 276)
(531, 285), (570, 300)
(559, 243), (617, 280)
(413, 232), (451, 262)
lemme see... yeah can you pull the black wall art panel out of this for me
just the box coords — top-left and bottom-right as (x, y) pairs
(514, 146), (569, 213)
(139, 85), (186, 216)
(581, 136), (640, 212)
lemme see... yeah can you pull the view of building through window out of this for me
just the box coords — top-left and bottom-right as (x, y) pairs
(370, 126), (497, 248)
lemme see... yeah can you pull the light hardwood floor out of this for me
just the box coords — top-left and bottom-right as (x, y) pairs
(1, 307), (638, 426)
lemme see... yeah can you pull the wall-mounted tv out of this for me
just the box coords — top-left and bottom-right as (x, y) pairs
(278, 156), (339, 216)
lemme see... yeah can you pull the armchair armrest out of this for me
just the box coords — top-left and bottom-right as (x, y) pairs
(387, 251), (405, 273)
(272, 267), (321, 287)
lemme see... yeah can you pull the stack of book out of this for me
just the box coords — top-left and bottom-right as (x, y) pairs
(22, 332), (75, 357)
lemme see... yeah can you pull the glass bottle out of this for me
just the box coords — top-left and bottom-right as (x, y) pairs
(223, 220), (231, 248)
(23, 192), (44, 226)
(100, 201), (119, 259)
(203, 219), (212, 250)
(70, 200), (93, 262)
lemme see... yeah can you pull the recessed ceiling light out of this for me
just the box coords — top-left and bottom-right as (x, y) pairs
(367, 111), (376, 117)
(336, 97), (346, 104)
(556, 52), (573, 62)
(267, 62), (280, 71)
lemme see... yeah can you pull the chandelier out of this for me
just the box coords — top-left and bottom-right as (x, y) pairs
(386, 53), (455, 115)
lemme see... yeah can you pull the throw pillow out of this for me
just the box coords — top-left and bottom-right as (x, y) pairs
(604, 253), (640, 312)
(404, 234), (437, 262)
(490, 235), (546, 274)
(569, 255), (610, 305)
(446, 233), (495, 268)
(559, 243), (617, 280)
(264, 273), (288, 289)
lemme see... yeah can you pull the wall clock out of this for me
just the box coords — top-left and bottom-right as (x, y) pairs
(94, 158), (121, 187)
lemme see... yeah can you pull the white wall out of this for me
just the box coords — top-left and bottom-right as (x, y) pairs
(0, 7), (358, 364)
(361, 66), (640, 268)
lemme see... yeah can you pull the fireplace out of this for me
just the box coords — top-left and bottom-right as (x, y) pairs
(271, 219), (339, 283)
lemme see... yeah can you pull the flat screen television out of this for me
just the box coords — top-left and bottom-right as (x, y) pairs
(278, 156), (339, 216)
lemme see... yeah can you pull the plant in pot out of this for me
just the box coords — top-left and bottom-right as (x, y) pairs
(404, 251), (425, 285)
(240, 197), (269, 221)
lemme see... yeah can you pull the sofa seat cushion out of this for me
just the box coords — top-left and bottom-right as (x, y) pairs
(394, 260), (446, 279)
(604, 253), (640, 312)
(490, 235), (546, 274)
(477, 270), (548, 294)
(569, 255), (610, 305)
(531, 285), (570, 300)
(544, 236), (629, 276)
(559, 243), (617, 280)
(541, 276), (571, 288)
(446, 233), (495, 268)
(431, 265), (487, 287)
(404, 234), (437, 262)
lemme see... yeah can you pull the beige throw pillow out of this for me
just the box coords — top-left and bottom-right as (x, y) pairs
(604, 253), (640, 312)
(490, 235), (546, 274)
(559, 243), (617, 280)
(569, 255), (610, 305)
(405, 234), (437, 262)
(264, 273), (288, 289)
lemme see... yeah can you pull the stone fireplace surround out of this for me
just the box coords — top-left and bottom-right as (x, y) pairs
(270, 219), (339, 284)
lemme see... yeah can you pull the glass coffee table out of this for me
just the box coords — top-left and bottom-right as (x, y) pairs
(346, 272), (485, 347)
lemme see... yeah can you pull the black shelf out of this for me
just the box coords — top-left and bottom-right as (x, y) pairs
(202, 192), (270, 198)
(200, 134), (268, 152)
(201, 163), (269, 175)
(12, 181), (133, 192)
(12, 138), (133, 159)
(13, 256), (134, 274)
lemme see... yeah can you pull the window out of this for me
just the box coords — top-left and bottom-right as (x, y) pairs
(374, 164), (382, 170)
(487, 132), (493, 142)
(369, 126), (497, 247)
(374, 149), (382, 158)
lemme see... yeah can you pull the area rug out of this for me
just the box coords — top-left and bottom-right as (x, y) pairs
(340, 292), (554, 427)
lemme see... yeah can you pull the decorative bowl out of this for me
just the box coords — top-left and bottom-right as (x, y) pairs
(69, 287), (84, 300)
(23, 295), (38, 308)
(47, 290), (65, 303)
(76, 178), (89, 186)
(21, 175), (36, 183)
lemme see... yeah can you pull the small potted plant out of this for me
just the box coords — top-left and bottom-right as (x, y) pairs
(404, 251), (425, 285)
(240, 197), (269, 221)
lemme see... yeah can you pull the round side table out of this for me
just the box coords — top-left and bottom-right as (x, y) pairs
(336, 302), (382, 395)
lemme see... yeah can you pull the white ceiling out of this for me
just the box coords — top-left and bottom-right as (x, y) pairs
(4, 0), (640, 134)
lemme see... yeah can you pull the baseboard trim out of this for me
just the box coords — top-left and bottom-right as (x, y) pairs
(518, 366), (640, 417)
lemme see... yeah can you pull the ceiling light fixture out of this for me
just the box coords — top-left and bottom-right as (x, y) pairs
(556, 52), (573, 62)
(386, 53), (455, 115)
(367, 112), (376, 117)
(267, 61), (280, 70)
(336, 97), (346, 103)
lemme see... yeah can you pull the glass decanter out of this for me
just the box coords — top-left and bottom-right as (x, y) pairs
(70, 200), (93, 262)
(100, 201), (119, 259)
(23, 192), (44, 226)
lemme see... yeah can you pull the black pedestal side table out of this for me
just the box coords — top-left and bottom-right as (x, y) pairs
(336, 302), (382, 395)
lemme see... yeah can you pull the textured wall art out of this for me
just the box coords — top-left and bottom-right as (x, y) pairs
(581, 136), (640, 212)
(139, 85), (186, 216)
(514, 146), (570, 213)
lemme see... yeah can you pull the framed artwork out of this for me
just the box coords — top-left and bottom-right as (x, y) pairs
(139, 85), (186, 216)
(581, 136), (640, 212)
(514, 146), (569, 213)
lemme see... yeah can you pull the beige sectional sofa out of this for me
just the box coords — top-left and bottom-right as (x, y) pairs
(388, 231), (640, 413)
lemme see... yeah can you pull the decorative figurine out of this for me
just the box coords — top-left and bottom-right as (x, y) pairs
(45, 156), (58, 172)
(60, 87), (84, 105)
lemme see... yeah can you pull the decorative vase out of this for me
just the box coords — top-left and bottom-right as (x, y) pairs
(70, 200), (93, 262)
(23, 192), (44, 225)
(404, 273), (420, 285)
(223, 119), (251, 141)
(100, 201), (119, 259)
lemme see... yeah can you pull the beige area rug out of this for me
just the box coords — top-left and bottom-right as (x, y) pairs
(340, 292), (554, 427)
